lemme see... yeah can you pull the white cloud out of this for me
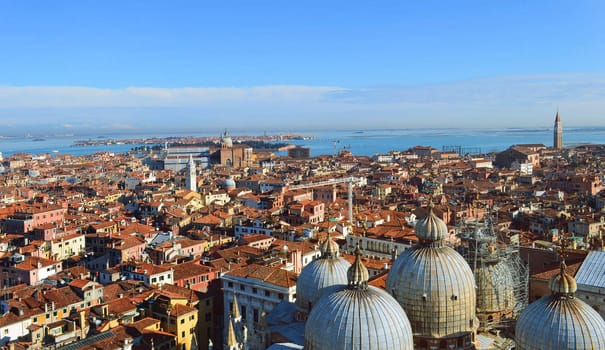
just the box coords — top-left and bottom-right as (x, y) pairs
(0, 73), (603, 133)
(0, 85), (338, 108)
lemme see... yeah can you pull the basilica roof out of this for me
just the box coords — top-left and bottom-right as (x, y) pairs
(304, 244), (413, 350)
(295, 236), (350, 312)
(386, 202), (477, 338)
(515, 260), (605, 350)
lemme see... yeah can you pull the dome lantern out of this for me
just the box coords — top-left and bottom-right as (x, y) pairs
(347, 243), (369, 290)
(414, 201), (449, 243)
(548, 260), (577, 297)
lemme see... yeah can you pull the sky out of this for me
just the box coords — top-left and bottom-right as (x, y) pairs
(0, 1), (604, 136)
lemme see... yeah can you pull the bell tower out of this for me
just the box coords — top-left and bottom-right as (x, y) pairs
(553, 110), (563, 149)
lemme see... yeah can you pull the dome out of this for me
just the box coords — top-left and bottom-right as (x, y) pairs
(221, 130), (233, 148)
(223, 177), (236, 189)
(475, 257), (516, 324)
(515, 261), (605, 350)
(415, 202), (449, 242)
(386, 245), (477, 338)
(387, 204), (476, 341)
(305, 245), (413, 350)
(515, 297), (605, 350)
(295, 237), (350, 312)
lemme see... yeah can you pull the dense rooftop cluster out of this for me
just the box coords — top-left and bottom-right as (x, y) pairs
(0, 136), (604, 349)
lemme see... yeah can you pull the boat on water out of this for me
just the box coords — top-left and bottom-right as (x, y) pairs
(33, 138), (46, 141)
(51, 150), (59, 153)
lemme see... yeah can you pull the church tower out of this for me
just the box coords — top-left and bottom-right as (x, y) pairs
(186, 154), (197, 192)
(553, 110), (563, 149)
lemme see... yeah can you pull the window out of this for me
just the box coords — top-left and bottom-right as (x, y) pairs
(181, 331), (185, 338)
(278, 293), (284, 300)
(252, 288), (257, 294)
(227, 282), (233, 288)
(180, 319), (185, 324)
(264, 290), (270, 297)
(240, 285), (245, 291)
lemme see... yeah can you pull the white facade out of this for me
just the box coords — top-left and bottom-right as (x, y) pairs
(124, 267), (174, 287)
(0, 314), (31, 345)
(50, 235), (86, 261)
(346, 235), (414, 259)
(222, 271), (297, 349)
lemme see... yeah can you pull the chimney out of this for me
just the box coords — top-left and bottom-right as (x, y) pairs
(292, 249), (303, 274)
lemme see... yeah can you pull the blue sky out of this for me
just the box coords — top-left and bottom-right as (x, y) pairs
(0, 1), (604, 135)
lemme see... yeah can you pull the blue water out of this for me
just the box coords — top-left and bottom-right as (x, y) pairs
(1, 127), (604, 157)
(286, 127), (605, 156)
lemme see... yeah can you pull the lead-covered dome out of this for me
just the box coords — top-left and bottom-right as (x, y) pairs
(386, 203), (477, 339)
(295, 236), (350, 312)
(515, 260), (605, 350)
(305, 244), (413, 350)
(222, 177), (236, 190)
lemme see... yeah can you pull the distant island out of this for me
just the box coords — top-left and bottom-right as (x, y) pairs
(73, 133), (312, 150)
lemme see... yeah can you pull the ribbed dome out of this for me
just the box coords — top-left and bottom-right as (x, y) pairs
(305, 247), (414, 350)
(515, 259), (605, 350)
(415, 203), (449, 242)
(386, 245), (477, 338)
(295, 237), (350, 312)
(305, 287), (414, 350)
(515, 296), (605, 349)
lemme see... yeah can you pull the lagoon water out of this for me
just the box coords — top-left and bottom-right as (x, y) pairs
(1, 127), (604, 158)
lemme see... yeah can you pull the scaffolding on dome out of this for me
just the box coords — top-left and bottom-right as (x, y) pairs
(456, 211), (529, 336)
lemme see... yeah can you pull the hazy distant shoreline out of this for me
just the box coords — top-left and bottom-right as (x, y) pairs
(1, 127), (604, 158)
